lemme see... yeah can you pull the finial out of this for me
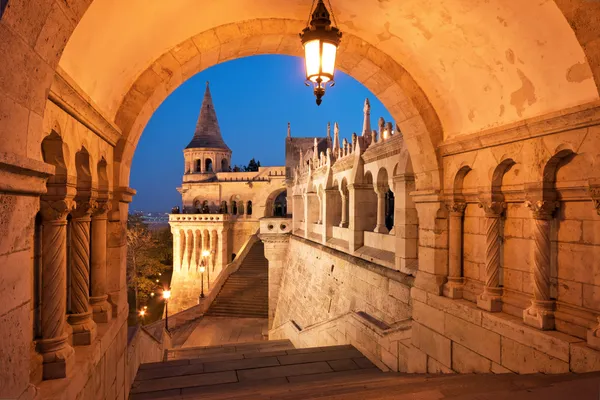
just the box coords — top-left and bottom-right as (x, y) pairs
(287, 122), (291, 138)
(362, 98), (372, 136)
(364, 98), (371, 113)
(206, 81), (210, 87)
(327, 122), (331, 139)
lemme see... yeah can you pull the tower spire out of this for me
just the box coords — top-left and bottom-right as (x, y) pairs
(362, 98), (371, 136)
(186, 82), (230, 150)
(327, 122), (331, 140)
(287, 122), (291, 138)
(333, 122), (340, 158)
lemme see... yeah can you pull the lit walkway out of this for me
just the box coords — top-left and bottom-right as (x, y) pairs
(182, 316), (267, 348)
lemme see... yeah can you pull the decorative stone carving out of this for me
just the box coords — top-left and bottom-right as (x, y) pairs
(523, 200), (559, 330)
(477, 201), (506, 312)
(90, 200), (113, 323)
(68, 200), (98, 345)
(444, 201), (467, 299)
(37, 199), (76, 379)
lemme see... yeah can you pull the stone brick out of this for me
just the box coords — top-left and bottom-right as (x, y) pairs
(504, 238), (531, 272)
(491, 362), (513, 374)
(426, 295), (482, 326)
(503, 269), (524, 292)
(500, 337), (569, 374)
(451, 342), (492, 373)
(411, 322), (451, 368)
(413, 300), (445, 334)
(444, 313), (501, 363)
(557, 243), (600, 285)
(582, 220), (600, 245)
(558, 220), (583, 243)
(427, 357), (454, 374)
(570, 343), (600, 372)
(557, 279), (583, 306)
(481, 312), (578, 362)
(389, 280), (410, 303)
(504, 217), (523, 238)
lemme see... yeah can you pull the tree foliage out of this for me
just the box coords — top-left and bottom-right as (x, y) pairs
(126, 213), (172, 311)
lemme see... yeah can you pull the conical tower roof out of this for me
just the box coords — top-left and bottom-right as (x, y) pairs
(186, 82), (231, 151)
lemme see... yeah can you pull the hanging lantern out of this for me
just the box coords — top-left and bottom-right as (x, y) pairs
(300, 0), (342, 106)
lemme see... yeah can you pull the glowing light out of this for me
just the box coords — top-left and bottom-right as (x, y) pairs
(163, 290), (171, 300)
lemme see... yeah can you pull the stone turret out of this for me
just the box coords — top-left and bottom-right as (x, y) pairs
(183, 82), (232, 176)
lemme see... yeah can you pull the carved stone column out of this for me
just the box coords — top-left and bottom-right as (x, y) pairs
(443, 202), (466, 299)
(339, 189), (348, 228)
(477, 201), (506, 312)
(90, 201), (113, 323)
(38, 200), (75, 379)
(374, 187), (389, 234)
(523, 200), (558, 330)
(68, 200), (98, 345)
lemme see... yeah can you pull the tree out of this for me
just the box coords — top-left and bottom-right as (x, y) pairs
(246, 158), (260, 172)
(126, 214), (171, 313)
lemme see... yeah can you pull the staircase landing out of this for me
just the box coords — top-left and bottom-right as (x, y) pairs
(131, 338), (600, 399)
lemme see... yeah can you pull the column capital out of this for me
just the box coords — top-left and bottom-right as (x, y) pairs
(40, 199), (76, 222)
(72, 199), (98, 219)
(446, 201), (467, 216)
(478, 201), (506, 217)
(525, 200), (559, 220)
(92, 200), (112, 218)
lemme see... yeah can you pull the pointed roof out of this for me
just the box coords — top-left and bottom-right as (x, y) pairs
(186, 82), (231, 151)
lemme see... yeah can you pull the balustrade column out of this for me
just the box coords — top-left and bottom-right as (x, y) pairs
(68, 201), (98, 345)
(38, 200), (76, 379)
(374, 187), (389, 234)
(339, 190), (348, 228)
(477, 201), (505, 312)
(90, 202), (112, 323)
(523, 200), (558, 330)
(443, 202), (466, 299)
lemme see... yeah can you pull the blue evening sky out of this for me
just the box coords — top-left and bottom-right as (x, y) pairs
(130, 55), (392, 212)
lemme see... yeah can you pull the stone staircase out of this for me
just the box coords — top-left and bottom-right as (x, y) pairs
(129, 340), (600, 399)
(205, 241), (268, 318)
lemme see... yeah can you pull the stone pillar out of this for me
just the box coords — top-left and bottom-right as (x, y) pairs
(68, 201), (98, 345)
(90, 202), (113, 323)
(323, 189), (338, 242)
(393, 174), (418, 276)
(259, 234), (290, 331)
(348, 183), (375, 252)
(374, 187), (389, 234)
(38, 200), (75, 380)
(523, 200), (558, 330)
(317, 191), (323, 224)
(443, 202), (466, 299)
(339, 189), (348, 228)
(477, 201), (505, 312)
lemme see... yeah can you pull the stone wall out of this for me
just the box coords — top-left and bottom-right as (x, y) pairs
(271, 236), (413, 367)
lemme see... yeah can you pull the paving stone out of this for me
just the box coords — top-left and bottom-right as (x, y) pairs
(135, 363), (204, 381)
(236, 361), (333, 381)
(353, 357), (377, 369)
(277, 348), (363, 365)
(203, 356), (281, 372)
(327, 358), (360, 371)
(130, 370), (238, 394)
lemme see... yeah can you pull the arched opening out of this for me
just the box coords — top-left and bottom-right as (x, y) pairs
(196, 159), (202, 172)
(75, 147), (92, 192)
(221, 158), (229, 172)
(205, 158), (213, 172)
(274, 191), (287, 217)
(247, 201), (253, 216)
(97, 158), (109, 191)
(385, 189), (395, 232)
(232, 201), (238, 215)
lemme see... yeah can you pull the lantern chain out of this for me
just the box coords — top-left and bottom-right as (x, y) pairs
(306, 0), (317, 27)
(327, 0), (339, 27)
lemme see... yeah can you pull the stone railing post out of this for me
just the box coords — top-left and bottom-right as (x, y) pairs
(374, 186), (389, 234)
(38, 200), (76, 379)
(443, 202), (466, 299)
(90, 201), (113, 323)
(339, 189), (348, 228)
(259, 218), (292, 331)
(523, 200), (559, 330)
(68, 200), (98, 345)
(477, 201), (506, 312)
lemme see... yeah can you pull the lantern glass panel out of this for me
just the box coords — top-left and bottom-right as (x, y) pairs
(304, 39), (321, 82)
(321, 42), (337, 78)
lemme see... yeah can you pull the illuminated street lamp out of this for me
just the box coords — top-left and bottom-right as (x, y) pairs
(139, 309), (147, 324)
(163, 289), (171, 332)
(300, 0), (342, 105)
